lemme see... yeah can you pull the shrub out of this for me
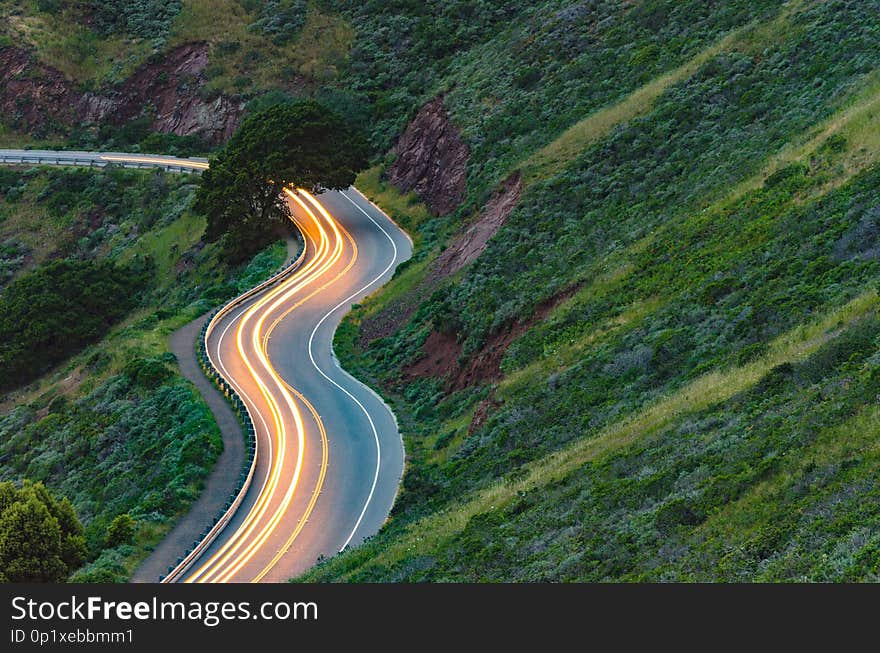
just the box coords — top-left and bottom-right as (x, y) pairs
(104, 513), (135, 548)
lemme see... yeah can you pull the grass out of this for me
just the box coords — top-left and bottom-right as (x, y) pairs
(500, 295), (663, 398)
(515, 8), (801, 186)
(0, 166), (293, 579)
(355, 165), (432, 240)
(171, 0), (353, 95)
(121, 209), (206, 284)
(2, 0), (352, 95)
(2, 3), (151, 85)
(0, 123), (60, 149)
(718, 66), (880, 207)
(498, 69), (880, 384)
(696, 403), (880, 544)
(304, 289), (880, 580)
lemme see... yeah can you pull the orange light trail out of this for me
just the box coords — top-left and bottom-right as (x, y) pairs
(184, 188), (353, 583)
(99, 154), (209, 169)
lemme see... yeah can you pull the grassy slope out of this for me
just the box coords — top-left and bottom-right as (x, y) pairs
(3, 0), (879, 582)
(301, 0), (880, 581)
(0, 0), (351, 97)
(0, 166), (288, 580)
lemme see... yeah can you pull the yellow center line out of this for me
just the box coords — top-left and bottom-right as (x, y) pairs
(194, 190), (349, 583)
(185, 193), (334, 582)
(210, 191), (350, 582)
(247, 196), (360, 582)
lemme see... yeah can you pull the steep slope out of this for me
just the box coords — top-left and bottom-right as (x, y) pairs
(300, 0), (880, 581)
(0, 0), (351, 149)
(4, 0), (880, 583)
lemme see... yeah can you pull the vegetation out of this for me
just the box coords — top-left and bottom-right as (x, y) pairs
(197, 100), (367, 261)
(0, 166), (289, 581)
(297, 0), (880, 582)
(0, 259), (149, 391)
(0, 481), (86, 582)
(86, 0), (183, 43)
(3, 0), (880, 584)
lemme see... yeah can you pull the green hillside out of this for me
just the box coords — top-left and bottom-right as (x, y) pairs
(299, 0), (880, 581)
(2, 0), (879, 582)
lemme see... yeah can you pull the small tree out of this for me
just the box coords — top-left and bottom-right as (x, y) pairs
(0, 481), (86, 583)
(196, 100), (369, 262)
(105, 513), (136, 548)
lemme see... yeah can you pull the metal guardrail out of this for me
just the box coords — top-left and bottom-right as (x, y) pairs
(160, 239), (308, 583)
(0, 153), (208, 174)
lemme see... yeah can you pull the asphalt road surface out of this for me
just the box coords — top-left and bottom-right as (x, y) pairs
(180, 188), (410, 583)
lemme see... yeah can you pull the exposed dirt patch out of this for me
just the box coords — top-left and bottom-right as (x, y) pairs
(386, 95), (469, 216)
(404, 285), (580, 392)
(405, 330), (462, 379)
(359, 172), (523, 348)
(433, 171), (521, 280)
(0, 46), (82, 134)
(0, 44), (242, 144)
(468, 392), (503, 435)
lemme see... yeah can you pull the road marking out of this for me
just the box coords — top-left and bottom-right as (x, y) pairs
(186, 197), (334, 582)
(318, 189), (400, 551)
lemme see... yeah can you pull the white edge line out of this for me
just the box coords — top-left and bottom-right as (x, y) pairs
(308, 188), (403, 551)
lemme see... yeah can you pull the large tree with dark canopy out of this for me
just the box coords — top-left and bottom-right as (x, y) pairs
(196, 100), (369, 262)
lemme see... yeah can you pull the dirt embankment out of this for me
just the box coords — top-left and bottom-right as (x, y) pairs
(404, 285), (579, 393)
(433, 171), (521, 278)
(359, 170), (523, 348)
(405, 284), (579, 436)
(0, 47), (82, 133)
(0, 43), (242, 144)
(385, 95), (469, 216)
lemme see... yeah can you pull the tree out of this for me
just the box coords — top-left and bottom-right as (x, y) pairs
(0, 481), (87, 583)
(195, 100), (369, 262)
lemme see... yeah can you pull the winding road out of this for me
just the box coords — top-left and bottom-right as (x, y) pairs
(0, 150), (411, 582)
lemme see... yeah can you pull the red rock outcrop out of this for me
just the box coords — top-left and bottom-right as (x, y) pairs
(108, 43), (243, 143)
(0, 47), (83, 134)
(385, 95), (469, 216)
(0, 44), (242, 144)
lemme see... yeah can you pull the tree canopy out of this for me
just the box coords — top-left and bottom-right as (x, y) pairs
(0, 481), (86, 582)
(196, 100), (369, 262)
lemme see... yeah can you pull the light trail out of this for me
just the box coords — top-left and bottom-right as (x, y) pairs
(99, 154), (209, 169)
(0, 148), (408, 584)
(185, 195), (333, 582)
(205, 192), (344, 583)
(186, 188), (353, 583)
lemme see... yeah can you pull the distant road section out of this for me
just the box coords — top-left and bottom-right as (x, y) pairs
(0, 149), (208, 172)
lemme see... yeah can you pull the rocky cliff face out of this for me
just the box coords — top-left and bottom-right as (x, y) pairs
(0, 44), (242, 144)
(385, 95), (469, 216)
(0, 47), (82, 134)
(107, 43), (243, 143)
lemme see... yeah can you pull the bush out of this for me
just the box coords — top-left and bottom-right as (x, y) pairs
(0, 259), (150, 392)
(104, 514), (135, 548)
(0, 481), (86, 583)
